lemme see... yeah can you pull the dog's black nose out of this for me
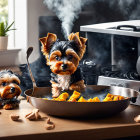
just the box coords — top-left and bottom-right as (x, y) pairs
(11, 87), (15, 93)
(62, 64), (67, 70)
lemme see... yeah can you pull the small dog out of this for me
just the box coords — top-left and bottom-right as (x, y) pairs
(40, 32), (87, 97)
(0, 70), (21, 109)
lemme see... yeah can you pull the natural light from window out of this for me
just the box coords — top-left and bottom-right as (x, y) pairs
(0, 0), (15, 49)
(0, 0), (8, 22)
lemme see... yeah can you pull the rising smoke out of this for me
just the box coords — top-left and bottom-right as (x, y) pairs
(43, 0), (140, 39)
(43, 0), (93, 39)
(115, 0), (140, 19)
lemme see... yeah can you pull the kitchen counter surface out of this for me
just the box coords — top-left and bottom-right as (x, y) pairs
(0, 99), (140, 140)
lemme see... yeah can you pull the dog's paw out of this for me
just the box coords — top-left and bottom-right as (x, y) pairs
(69, 80), (86, 91)
(52, 87), (61, 98)
(3, 104), (14, 110)
(3, 103), (19, 110)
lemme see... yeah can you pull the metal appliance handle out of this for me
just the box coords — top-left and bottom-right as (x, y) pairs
(116, 25), (137, 31)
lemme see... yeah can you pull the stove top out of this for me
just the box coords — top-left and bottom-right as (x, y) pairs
(81, 20), (140, 37)
(98, 65), (140, 95)
(100, 65), (140, 81)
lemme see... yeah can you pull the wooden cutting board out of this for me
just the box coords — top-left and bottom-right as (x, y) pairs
(0, 100), (140, 140)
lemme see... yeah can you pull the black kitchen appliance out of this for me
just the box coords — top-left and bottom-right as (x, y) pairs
(80, 20), (140, 105)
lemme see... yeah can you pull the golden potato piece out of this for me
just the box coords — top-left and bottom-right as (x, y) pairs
(59, 92), (69, 99)
(106, 93), (114, 99)
(113, 96), (119, 101)
(78, 96), (87, 102)
(87, 98), (93, 102)
(92, 97), (100, 102)
(68, 90), (80, 102)
(103, 97), (112, 102)
(53, 92), (69, 101)
(56, 98), (66, 101)
(118, 95), (125, 100)
(68, 98), (77, 102)
(113, 95), (125, 101)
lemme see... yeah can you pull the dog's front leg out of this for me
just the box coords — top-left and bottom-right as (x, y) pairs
(51, 81), (62, 98)
(69, 80), (86, 91)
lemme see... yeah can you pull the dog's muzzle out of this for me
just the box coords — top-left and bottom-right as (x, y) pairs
(61, 64), (67, 71)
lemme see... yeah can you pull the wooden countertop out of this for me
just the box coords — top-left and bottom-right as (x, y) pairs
(1, 100), (140, 140)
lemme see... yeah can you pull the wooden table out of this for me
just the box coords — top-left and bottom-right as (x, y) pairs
(1, 100), (140, 140)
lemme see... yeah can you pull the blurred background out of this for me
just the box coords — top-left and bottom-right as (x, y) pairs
(0, 0), (140, 95)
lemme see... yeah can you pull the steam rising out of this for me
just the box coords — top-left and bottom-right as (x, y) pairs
(44, 0), (93, 39)
(116, 0), (140, 19)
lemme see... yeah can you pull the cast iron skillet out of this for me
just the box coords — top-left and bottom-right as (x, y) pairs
(25, 85), (139, 118)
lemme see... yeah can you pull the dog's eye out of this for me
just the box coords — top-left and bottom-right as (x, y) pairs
(55, 56), (60, 60)
(2, 82), (6, 86)
(67, 55), (73, 60)
(13, 80), (19, 85)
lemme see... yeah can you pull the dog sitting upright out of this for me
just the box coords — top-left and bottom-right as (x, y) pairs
(40, 32), (87, 97)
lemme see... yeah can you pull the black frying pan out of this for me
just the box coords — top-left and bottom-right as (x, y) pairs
(25, 85), (139, 118)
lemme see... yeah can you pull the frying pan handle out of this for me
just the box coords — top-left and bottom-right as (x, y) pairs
(130, 97), (137, 103)
(26, 47), (37, 88)
(116, 25), (137, 31)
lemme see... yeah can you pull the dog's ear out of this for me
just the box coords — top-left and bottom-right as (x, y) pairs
(7, 70), (13, 74)
(68, 32), (87, 60)
(39, 33), (57, 56)
(39, 33), (57, 64)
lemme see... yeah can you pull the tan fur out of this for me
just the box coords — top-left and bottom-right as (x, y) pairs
(40, 32), (87, 64)
(50, 61), (76, 75)
(3, 103), (19, 110)
(50, 50), (62, 61)
(0, 74), (20, 85)
(65, 48), (80, 67)
(68, 32), (87, 60)
(39, 33), (57, 65)
(40, 32), (87, 97)
(0, 74), (21, 99)
(49, 48), (79, 75)
(50, 81), (62, 98)
(69, 80), (85, 91)
(0, 84), (21, 99)
(0, 72), (21, 110)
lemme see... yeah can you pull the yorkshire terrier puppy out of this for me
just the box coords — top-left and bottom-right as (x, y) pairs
(40, 32), (87, 97)
(0, 70), (21, 110)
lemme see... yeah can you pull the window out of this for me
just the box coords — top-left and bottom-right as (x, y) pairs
(8, 0), (15, 49)
(0, 0), (37, 65)
(0, 0), (15, 49)
(0, 0), (8, 21)
(0, 0), (23, 66)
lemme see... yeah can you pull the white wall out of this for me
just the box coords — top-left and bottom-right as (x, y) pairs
(14, 0), (28, 64)
(14, 0), (54, 64)
(27, 0), (54, 63)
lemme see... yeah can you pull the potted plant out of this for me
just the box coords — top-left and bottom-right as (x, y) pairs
(0, 21), (15, 50)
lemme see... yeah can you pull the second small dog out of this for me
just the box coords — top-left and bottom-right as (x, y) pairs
(0, 70), (21, 109)
(40, 32), (87, 97)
